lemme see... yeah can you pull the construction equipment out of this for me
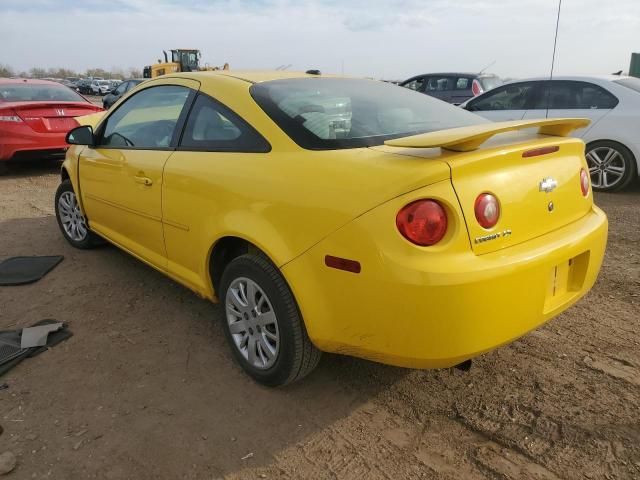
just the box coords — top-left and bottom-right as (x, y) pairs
(143, 49), (229, 78)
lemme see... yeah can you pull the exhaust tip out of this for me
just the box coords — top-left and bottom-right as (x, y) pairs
(454, 359), (472, 372)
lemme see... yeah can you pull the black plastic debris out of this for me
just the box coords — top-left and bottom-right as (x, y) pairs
(0, 256), (64, 286)
(0, 320), (72, 377)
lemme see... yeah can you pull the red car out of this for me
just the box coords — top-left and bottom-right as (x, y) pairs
(0, 78), (102, 168)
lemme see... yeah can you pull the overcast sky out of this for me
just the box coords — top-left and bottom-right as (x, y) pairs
(1, 0), (638, 79)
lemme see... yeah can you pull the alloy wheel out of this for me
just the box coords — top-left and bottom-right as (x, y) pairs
(225, 277), (280, 369)
(57, 191), (88, 242)
(586, 146), (626, 189)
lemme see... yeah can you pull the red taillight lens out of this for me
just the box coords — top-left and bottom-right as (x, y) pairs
(474, 193), (500, 228)
(396, 200), (448, 246)
(580, 168), (590, 196)
(471, 79), (483, 96)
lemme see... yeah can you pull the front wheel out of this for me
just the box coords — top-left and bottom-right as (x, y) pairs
(54, 180), (102, 249)
(220, 254), (321, 386)
(586, 141), (637, 192)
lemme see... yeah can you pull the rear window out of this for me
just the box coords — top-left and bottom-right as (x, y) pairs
(614, 77), (640, 94)
(0, 83), (87, 102)
(251, 78), (487, 150)
(478, 76), (502, 91)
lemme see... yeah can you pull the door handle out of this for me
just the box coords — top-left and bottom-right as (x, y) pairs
(134, 176), (153, 186)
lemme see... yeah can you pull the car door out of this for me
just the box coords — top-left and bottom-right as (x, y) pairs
(79, 79), (198, 269)
(522, 80), (618, 137)
(465, 81), (540, 121)
(161, 92), (271, 294)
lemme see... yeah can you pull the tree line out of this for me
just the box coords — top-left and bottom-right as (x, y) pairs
(0, 64), (143, 80)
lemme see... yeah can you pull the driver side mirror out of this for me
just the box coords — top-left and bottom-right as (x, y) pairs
(66, 125), (94, 146)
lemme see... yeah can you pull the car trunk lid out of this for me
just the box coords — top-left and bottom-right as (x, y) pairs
(9, 102), (101, 133)
(384, 118), (593, 254)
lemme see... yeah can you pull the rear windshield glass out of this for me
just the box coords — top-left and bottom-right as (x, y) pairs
(0, 83), (87, 102)
(613, 77), (640, 94)
(251, 78), (487, 150)
(478, 76), (502, 91)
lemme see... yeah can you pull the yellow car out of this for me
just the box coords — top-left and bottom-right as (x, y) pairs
(56, 71), (608, 386)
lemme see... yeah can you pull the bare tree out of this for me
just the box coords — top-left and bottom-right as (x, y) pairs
(127, 67), (143, 79)
(0, 64), (14, 78)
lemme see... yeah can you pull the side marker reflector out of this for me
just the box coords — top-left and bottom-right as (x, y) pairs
(325, 255), (361, 274)
(522, 146), (560, 158)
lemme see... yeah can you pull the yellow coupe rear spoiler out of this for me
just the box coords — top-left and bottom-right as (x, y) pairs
(384, 118), (591, 152)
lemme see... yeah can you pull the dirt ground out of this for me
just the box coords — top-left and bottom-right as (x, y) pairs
(0, 160), (638, 480)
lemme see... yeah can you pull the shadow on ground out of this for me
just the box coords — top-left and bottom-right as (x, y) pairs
(0, 216), (409, 479)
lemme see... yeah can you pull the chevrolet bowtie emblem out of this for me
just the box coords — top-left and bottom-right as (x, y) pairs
(539, 177), (558, 193)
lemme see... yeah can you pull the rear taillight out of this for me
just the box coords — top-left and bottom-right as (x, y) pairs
(474, 193), (500, 228)
(580, 168), (590, 196)
(471, 79), (483, 96)
(396, 199), (448, 246)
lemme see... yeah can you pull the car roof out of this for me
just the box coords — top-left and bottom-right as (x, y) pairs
(505, 74), (632, 84)
(175, 70), (338, 84)
(406, 72), (499, 78)
(0, 78), (63, 85)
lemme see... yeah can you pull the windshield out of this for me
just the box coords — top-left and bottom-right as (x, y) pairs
(0, 83), (87, 102)
(98, 81), (110, 86)
(251, 78), (487, 150)
(614, 77), (640, 94)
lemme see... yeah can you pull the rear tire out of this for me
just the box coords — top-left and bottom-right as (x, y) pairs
(220, 254), (321, 386)
(586, 141), (637, 192)
(54, 180), (103, 249)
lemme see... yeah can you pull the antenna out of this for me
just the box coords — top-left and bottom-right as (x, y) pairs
(546, 0), (562, 118)
(478, 60), (495, 75)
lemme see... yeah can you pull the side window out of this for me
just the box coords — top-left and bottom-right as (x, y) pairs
(113, 82), (128, 95)
(541, 81), (618, 109)
(126, 81), (141, 92)
(180, 93), (270, 152)
(467, 82), (537, 111)
(426, 76), (453, 92)
(402, 77), (425, 91)
(455, 77), (470, 90)
(99, 85), (191, 149)
(578, 84), (617, 109)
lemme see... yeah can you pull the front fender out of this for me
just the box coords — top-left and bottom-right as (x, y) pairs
(60, 145), (85, 211)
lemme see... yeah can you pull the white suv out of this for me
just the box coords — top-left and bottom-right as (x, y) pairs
(90, 80), (112, 96)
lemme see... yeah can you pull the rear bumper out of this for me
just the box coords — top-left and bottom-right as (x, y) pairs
(282, 202), (608, 369)
(0, 127), (68, 161)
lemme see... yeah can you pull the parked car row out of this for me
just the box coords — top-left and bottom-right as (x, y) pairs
(74, 78), (122, 96)
(2, 69), (638, 192)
